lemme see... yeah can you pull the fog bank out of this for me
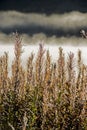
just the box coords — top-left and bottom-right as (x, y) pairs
(0, 11), (87, 37)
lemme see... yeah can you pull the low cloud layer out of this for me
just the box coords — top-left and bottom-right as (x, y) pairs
(0, 11), (87, 45)
(0, 11), (86, 29)
(0, 32), (87, 46)
(0, 11), (87, 36)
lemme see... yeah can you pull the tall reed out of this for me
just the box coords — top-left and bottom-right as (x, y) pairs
(0, 33), (87, 130)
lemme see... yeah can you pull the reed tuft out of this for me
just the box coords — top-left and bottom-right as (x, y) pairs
(0, 34), (87, 130)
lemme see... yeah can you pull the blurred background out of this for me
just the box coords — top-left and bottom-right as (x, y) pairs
(1, 0), (87, 70)
(0, 0), (87, 45)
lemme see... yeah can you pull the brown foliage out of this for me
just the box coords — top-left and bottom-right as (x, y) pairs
(0, 33), (87, 130)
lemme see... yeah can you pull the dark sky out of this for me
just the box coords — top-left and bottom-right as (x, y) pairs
(0, 0), (87, 14)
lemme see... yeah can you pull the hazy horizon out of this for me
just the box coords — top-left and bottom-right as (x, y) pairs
(0, 10), (87, 45)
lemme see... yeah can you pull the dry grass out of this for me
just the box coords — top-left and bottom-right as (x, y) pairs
(0, 33), (87, 130)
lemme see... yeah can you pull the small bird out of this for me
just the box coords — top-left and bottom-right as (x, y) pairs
(80, 29), (87, 38)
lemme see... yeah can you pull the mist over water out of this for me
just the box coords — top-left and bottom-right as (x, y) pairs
(0, 11), (87, 37)
(0, 10), (87, 75)
(0, 32), (87, 46)
(0, 11), (87, 45)
(0, 11), (87, 30)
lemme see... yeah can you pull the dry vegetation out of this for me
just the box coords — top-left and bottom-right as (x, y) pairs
(0, 33), (87, 130)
